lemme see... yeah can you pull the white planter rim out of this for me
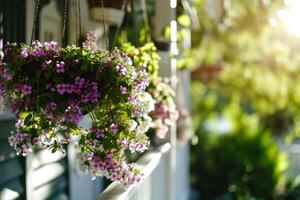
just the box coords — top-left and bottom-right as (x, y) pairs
(89, 7), (125, 26)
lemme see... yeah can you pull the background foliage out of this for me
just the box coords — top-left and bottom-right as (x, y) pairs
(189, 0), (300, 198)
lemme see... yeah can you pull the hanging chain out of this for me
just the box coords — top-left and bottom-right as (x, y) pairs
(121, 0), (128, 11)
(62, 0), (68, 45)
(31, 0), (41, 44)
(100, 0), (109, 50)
(111, 0), (129, 48)
(141, 0), (151, 42)
(77, 0), (82, 40)
(75, 0), (82, 45)
(75, 0), (78, 43)
(0, 12), (4, 61)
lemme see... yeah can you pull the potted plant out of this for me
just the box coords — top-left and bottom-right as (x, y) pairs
(87, 0), (128, 26)
(0, 32), (154, 188)
(121, 42), (178, 140)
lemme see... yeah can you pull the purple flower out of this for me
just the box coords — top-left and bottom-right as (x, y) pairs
(109, 123), (118, 134)
(102, 61), (112, 68)
(81, 93), (90, 103)
(72, 59), (79, 66)
(56, 84), (66, 95)
(132, 107), (142, 117)
(44, 102), (57, 119)
(128, 95), (136, 104)
(32, 41), (42, 47)
(10, 99), (23, 116)
(20, 48), (29, 58)
(120, 86), (127, 95)
(75, 76), (85, 87)
(46, 41), (58, 49)
(30, 44), (46, 57)
(64, 105), (83, 124)
(31, 137), (42, 145)
(21, 84), (32, 95)
(49, 102), (57, 110)
(80, 82), (100, 103)
(68, 99), (79, 106)
(121, 138), (129, 148)
(82, 32), (99, 52)
(3, 43), (12, 56)
(96, 129), (104, 138)
(65, 84), (73, 94)
(56, 61), (65, 73)
(116, 64), (126, 76)
(90, 127), (97, 132)
(134, 80), (147, 94)
(129, 140), (149, 153)
(8, 132), (32, 156)
(105, 151), (113, 159)
(90, 92), (100, 103)
(42, 60), (52, 70)
(87, 32), (96, 39)
(73, 84), (81, 94)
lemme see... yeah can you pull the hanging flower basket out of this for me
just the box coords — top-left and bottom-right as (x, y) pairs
(148, 77), (178, 139)
(0, 32), (154, 188)
(88, 0), (127, 26)
(121, 42), (178, 140)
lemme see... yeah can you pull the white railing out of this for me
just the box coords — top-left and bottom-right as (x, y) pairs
(97, 143), (172, 200)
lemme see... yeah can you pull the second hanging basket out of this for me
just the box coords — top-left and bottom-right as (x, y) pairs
(87, 0), (127, 26)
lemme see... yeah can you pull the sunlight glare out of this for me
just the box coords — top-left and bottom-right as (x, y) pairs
(278, 0), (300, 37)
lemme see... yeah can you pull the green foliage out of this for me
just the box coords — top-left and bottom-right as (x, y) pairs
(191, 103), (287, 199)
(186, 0), (285, 65)
(215, 26), (300, 139)
(282, 177), (300, 200)
(189, 0), (300, 198)
(120, 42), (160, 80)
(189, 0), (300, 138)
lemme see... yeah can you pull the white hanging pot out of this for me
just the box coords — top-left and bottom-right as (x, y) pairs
(88, 0), (126, 26)
(77, 114), (92, 130)
(89, 7), (125, 26)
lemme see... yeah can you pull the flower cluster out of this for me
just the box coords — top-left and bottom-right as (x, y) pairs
(8, 119), (45, 156)
(148, 78), (179, 138)
(0, 32), (154, 188)
(121, 42), (160, 80)
(79, 151), (143, 188)
(121, 42), (178, 139)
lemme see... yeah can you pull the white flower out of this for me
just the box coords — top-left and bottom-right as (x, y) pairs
(128, 120), (138, 131)
(135, 115), (152, 134)
(138, 92), (155, 113)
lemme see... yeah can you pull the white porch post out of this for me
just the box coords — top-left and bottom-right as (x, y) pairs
(153, 1), (177, 200)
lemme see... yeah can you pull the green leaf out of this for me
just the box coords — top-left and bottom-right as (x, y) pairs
(82, 50), (88, 56)
(24, 113), (33, 126)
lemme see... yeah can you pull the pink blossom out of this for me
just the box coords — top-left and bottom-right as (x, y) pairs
(110, 123), (118, 134)
(21, 84), (32, 95)
(56, 84), (66, 95)
(56, 61), (65, 73)
(96, 129), (104, 138)
(120, 85), (127, 95)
